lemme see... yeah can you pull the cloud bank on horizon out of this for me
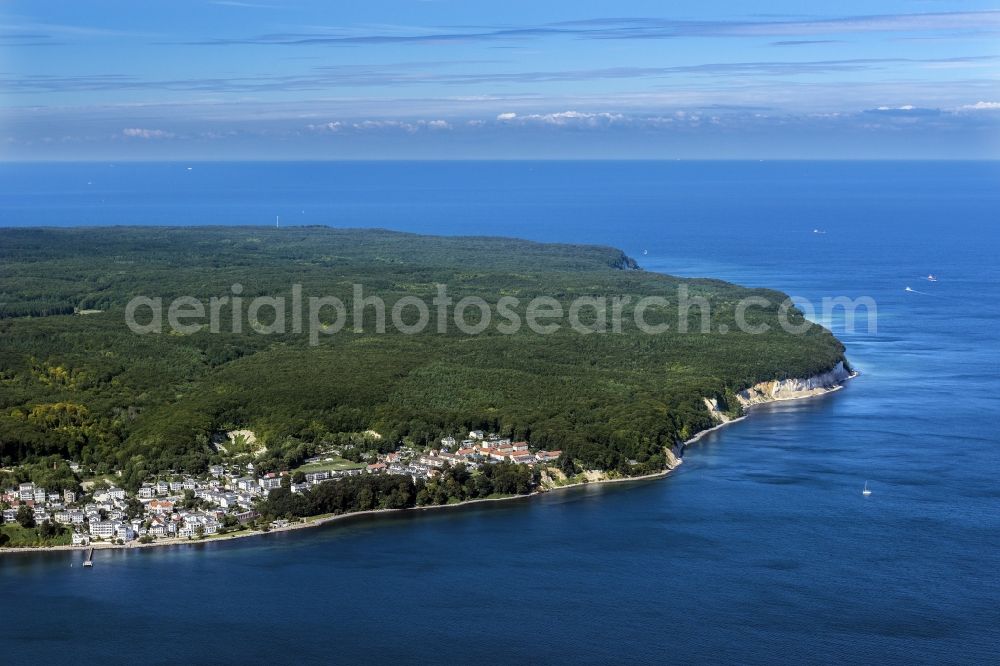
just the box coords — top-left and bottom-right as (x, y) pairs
(1, 0), (999, 159)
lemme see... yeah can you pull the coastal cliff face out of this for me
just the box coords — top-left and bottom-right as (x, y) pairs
(551, 364), (851, 487)
(664, 443), (683, 469)
(735, 361), (852, 407)
(703, 361), (853, 423)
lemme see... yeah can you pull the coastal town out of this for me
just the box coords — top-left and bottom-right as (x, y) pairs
(0, 431), (561, 549)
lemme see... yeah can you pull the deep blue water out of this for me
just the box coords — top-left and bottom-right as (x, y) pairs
(2, 161), (999, 664)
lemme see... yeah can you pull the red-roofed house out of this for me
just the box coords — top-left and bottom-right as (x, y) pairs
(148, 500), (175, 515)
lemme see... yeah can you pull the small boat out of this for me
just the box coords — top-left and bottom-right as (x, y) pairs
(862, 481), (872, 497)
(926, 274), (937, 282)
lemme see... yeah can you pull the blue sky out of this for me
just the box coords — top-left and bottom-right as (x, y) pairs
(2, 1), (999, 159)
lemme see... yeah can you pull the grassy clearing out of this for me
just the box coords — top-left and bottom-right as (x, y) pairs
(293, 457), (365, 474)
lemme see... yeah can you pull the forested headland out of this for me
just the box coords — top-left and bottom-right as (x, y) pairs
(0, 226), (846, 481)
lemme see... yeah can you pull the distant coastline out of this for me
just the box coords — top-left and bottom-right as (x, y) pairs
(0, 364), (855, 557)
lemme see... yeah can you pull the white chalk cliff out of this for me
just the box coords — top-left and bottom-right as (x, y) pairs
(735, 361), (853, 407)
(702, 361), (853, 423)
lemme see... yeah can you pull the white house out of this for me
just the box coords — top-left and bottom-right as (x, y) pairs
(418, 455), (447, 469)
(304, 471), (330, 484)
(258, 476), (282, 491)
(148, 516), (168, 536)
(89, 521), (115, 538)
(236, 477), (258, 493)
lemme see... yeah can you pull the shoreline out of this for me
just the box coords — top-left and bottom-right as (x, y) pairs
(1, 368), (855, 557)
(0, 474), (674, 556)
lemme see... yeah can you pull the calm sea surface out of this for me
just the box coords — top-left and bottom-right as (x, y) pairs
(1, 162), (999, 664)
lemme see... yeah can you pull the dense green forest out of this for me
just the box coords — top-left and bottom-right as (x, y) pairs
(260, 462), (537, 520)
(0, 226), (845, 476)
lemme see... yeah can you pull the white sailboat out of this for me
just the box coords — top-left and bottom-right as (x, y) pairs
(862, 481), (872, 496)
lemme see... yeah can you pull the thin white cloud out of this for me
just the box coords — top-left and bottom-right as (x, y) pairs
(307, 119), (453, 133)
(865, 105), (941, 116)
(306, 121), (344, 132)
(718, 11), (1000, 36)
(958, 101), (1000, 110)
(496, 111), (626, 126)
(187, 11), (1000, 46)
(121, 127), (173, 139)
(0, 19), (152, 39)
